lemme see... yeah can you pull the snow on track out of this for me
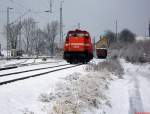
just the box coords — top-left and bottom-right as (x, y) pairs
(0, 60), (65, 75)
(0, 64), (79, 84)
(0, 58), (62, 68)
(0, 64), (86, 114)
(1, 58), (149, 114)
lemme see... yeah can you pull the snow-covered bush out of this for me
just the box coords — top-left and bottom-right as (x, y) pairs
(39, 93), (56, 102)
(86, 58), (124, 78)
(110, 38), (150, 63)
(121, 43), (144, 63)
(22, 108), (35, 114)
(109, 49), (121, 59)
(121, 40), (150, 63)
(39, 71), (113, 114)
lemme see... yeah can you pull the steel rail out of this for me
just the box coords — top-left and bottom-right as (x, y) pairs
(1, 60), (63, 71)
(0, 64), (82, 86)
(0, 64), (70, 77)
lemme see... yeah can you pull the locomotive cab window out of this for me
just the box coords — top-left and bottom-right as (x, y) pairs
(69, 33), (77, 37)
(85, 33), (89, 38)
(76, 33), (83, 37)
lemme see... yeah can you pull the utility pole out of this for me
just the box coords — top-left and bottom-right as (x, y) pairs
(50, 0), (52, 14)
(93, 36), (96, 58)
(115, 20), (118, 42)
(148, 20), (150, 37)
(6, 7), (13, 60)
(18, 17), (22, 51)
(60, 1), (64, 48)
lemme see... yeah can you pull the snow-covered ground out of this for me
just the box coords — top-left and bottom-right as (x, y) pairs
(0, 58), (62, 68)
(122, 59), (150, 113)
(136, 36), (150, 41)
(107, 59), (150, 114)
(0, 59), (84, 114)
(0, 58), (150, 114)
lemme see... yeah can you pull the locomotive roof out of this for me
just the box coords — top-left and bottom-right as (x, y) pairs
(68, 29), (89, 34)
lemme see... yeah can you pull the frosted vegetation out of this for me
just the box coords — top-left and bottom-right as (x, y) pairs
(86, 58), (124, 78)
(121, 40), (150, 63)
(110, 40), (150, 63)
(104, 29), (150, 63)
(37, 59), (124, 114)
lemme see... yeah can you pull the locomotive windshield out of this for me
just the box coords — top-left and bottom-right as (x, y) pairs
(68, 33), (89, 38)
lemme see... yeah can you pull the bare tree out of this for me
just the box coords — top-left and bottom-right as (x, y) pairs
(44, 21), (59, 56)
(119, 29), (136, 43)
(103, 30), (116, 43)
(4, 22), (21, 57)
(34, 29), (47, 56)
(22, 18), (37, 55)
(9, 22), (21, 50)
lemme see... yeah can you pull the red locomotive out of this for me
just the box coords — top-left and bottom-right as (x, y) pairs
(63, 29), (93, 63)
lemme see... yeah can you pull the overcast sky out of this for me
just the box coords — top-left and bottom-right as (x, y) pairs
(0, 0), (150, 48)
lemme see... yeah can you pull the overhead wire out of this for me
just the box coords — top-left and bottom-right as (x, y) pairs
(1, 0), (53, 25)
(9, 0), (29, 11)
(10, 9), (31, 25)
(9, 0), (50, 14)
(0, 10), (21, 14)
(7, 0), (39, 24)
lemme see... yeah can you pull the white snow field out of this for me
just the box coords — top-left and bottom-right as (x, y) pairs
(0, 60), (83, 114)
(0, 57), (63, 68)
(136, 36), (150, 41)
(0, 58), (150, 114)
(107, 59), (150, 114)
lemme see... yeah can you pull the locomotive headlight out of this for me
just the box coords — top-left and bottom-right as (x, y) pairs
(65, 44), (69, 46)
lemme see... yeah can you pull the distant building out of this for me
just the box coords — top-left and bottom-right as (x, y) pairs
(95, 37), (109, 58)
(96, 37), (109, 49)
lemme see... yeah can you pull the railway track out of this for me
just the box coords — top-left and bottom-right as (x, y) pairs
(0, 64), (69, 77)
(17, 60), (63, 67)
(0, 59), (63, 71)
(0, 64), (82, 86)
(0, 59), (28, 71)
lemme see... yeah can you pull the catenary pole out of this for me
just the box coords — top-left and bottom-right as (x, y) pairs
(6, 7), (13, 60)
(60, 1), (64, 48)
(148, 20), (150, 37)
(115, 20), (118, 42)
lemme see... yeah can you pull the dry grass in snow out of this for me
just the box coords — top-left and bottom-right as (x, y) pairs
(85, 58), (124, 78)
(37, 59), (124, 114)
(39, 72), (115, 114)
